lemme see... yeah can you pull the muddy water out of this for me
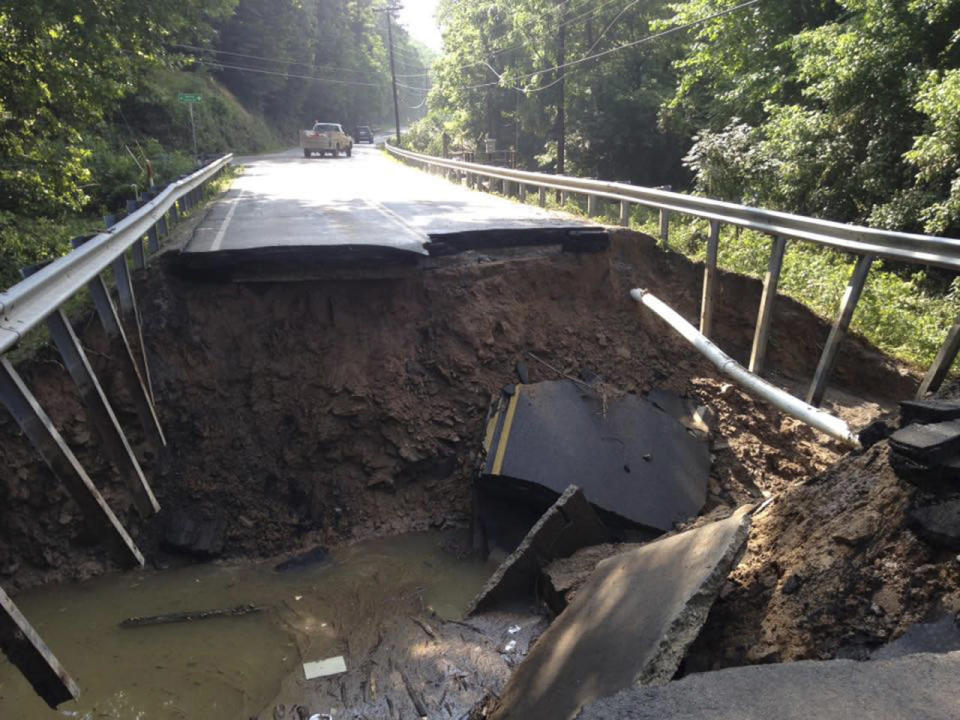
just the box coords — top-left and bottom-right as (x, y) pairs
(0, 531), (495, 719)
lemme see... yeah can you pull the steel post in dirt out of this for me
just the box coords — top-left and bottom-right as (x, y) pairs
(806, 255), (874, 408)
(749, 236), (788, 374)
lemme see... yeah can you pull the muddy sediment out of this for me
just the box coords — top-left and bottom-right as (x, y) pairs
(0, 228), (930, 670)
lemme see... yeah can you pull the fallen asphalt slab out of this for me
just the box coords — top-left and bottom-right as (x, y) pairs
(467, 485), (610, 615)
(488, 507), (751, 720)
(576, 650), (960, 719)
(481, 380), (710, 533)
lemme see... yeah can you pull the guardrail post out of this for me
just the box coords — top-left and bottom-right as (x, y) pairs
(749, 236), (787, 374)
(44, 309), (160, 516)
(619, 200), (630, 227)
(0, 358), (144, 567)
(19, 262), (160, 518)
(127, 200), (146, 270)
(0, 585), (80, 708)
(659, 209), (670, 248)
(917, 318), (960, 397)
(539, 187), (546, 208)
(171, 200), (180, 224)
(561, 190), (569, 206)
(87, 274), (166, 450)
(806, 255), (874, 407)
(519, 183), (527, 203)
(700, 220), (721, 337)
(587, 194), (598, 217)
(504, 180), (514, 197)
(111, 254), (156, 407)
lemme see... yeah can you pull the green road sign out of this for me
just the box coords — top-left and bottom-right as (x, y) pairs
(178, 93), (202, 104)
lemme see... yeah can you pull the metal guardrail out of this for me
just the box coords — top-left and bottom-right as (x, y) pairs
(387, 142), (960, 414)
(0, 154), (233, 352)
(0, 153), (232, 708)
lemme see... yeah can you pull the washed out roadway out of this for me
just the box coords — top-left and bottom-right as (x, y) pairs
(183, 145), (585, 257)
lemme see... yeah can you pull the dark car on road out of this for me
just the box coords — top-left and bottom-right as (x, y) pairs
(355, 125), (374, 143)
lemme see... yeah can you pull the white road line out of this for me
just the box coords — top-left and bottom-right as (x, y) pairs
(363, 198), (430, 253)
(209, 189), (246, 252)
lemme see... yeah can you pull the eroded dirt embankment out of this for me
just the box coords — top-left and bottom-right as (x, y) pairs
(0, 230), (918, 627)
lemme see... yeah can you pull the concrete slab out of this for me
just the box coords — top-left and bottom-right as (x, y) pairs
(482, 381), (710, 533)
(0, 585), (79, 708)
(489, 508), (751, 720)
(467, 485), (610, 615)
(890, 420), (960, 464)
(577, 651), (960, 720)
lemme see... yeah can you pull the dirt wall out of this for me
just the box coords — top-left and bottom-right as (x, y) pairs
(0, 230), (917, 593)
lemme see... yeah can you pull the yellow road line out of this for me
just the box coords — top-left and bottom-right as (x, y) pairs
(492, 386), (521, 475)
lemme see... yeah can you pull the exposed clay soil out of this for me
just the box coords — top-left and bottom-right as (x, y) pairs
(0, 227), (928, 681)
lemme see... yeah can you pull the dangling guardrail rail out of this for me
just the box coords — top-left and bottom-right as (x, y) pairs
(0, 153), (232, 708)
(386, 142), (960, 409)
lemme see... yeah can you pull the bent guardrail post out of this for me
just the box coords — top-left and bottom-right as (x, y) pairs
(700, 220), (721, 337)
(807, 255), (874, 407)
(749, 236), (788, 374)
(0, 358), (144, 567)
(43, 307), (159, 516)
(111, 253), (156, 406)
(18, 263), (160, 518)
(0, 585), (80, 708)
(69, 241), (166, 451)
(918, 319), (960, 398)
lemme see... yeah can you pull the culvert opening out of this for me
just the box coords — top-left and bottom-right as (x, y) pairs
(3, 229), (952, 719)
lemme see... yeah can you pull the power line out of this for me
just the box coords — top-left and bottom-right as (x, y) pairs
(174, 43), (384, 76)
(454, 0), (762, 91)
(202, 60), (384, 87)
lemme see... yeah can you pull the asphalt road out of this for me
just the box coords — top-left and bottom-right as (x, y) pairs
(183, 144), (585, 257)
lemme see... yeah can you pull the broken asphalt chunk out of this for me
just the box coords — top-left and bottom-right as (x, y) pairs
(466, 485), (610, 615)
(481, 380), (710, 533)
(889, 420), (960, 465)
(899, 399), (960, 427)
(488, 508), (752, 720)
(576, 650), (960, 720)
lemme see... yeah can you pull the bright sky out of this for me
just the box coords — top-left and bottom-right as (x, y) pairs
(398, 0), (442, 51)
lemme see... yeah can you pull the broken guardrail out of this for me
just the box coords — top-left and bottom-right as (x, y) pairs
(0, 153), (232, 707)
(385, 142), (960, 406)
(631, 289), (861, 448)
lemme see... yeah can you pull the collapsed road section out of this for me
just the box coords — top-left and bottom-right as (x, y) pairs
(3, 225), (957, 717)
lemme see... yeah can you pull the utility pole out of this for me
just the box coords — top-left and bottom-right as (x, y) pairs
(556, 0), (566, 179)
(384, 2), (402, 145)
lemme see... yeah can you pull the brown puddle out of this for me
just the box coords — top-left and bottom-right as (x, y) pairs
(0, 531), (495, 718)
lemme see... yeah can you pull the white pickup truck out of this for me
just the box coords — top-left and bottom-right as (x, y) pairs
(300, 122), (353, 158)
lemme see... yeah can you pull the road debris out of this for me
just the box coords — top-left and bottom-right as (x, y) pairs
(480, 380), (710, 533)
(303, 656), (347, 680)
(119, 603), (263, 628)
(467, 485), (609, 615)
(489, 508), (752, 720)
